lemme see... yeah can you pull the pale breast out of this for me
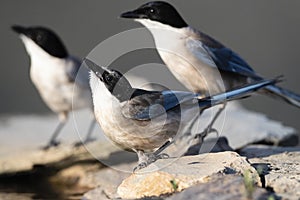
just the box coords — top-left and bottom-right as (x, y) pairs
(158, 49), (226, 95)
(30, 58), (89, 113)
(94, 104), (178, 152)
(152, 27), (227, 95)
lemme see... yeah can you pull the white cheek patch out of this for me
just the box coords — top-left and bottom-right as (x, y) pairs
(135, 19), (217, 69)
(136, 19), (183, 32)
(19, 35), (53, 61)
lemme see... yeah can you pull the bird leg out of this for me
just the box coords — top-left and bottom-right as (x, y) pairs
(133, 141), (171, 172)
(74, 118), (97, 147)
(183, 103), (225, 155)
(43, 121), (66, 150)
(196, 103), (226, 141)
(43, 112), (68, 150)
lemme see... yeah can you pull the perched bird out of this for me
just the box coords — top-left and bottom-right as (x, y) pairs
(85, 58), (278, 170)
(12, 25), (95, 149)
(120, 1), (300, 133)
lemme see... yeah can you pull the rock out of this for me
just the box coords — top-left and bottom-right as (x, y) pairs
(0, 141), (120, 176)
(185, 136), (234, 155)
(0, 193), (33, 200)
(51, 164), (100, 188)
(167, 174), (276, 200)
(198, 103), (298, 149)
(240, 145), (300, 200)
(239, 145), (300, 158)
(117, 152), (259, 199)
(0, 103), (296, 176)
(0, 110), (102, 155)
(1, 105), (298, 199)
(82, 188), (110, 200)
(82, 163), (135, 200)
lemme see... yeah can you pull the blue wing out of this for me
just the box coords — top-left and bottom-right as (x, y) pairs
(121, 77), (278, 120)
(66, 56), (90, 89)
(121, 90), (198, 120)
(161, 90), (198, 111)
(66, 56), (81, 82)
(203, 45), (260, 79)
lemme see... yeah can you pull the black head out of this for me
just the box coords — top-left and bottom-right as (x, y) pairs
(120, 1), (187, 28)
(84, 59), (134, 102)
(11, 25), (68, 58)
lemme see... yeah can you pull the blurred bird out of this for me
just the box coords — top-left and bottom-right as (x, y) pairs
(120, 1), (300, 134)
(12, 25), (95, 149)
(85, 58), (279, 170)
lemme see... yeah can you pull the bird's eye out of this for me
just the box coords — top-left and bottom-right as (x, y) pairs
(36, 34), (42, 42)
(105, 75), (113, 82)
(150, 9), (155, 13)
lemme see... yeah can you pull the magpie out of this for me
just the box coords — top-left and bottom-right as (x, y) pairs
(12, 25), (96, 149)
(85, 58), (279, 171)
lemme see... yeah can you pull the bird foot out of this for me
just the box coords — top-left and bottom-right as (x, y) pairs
(195, 126), (219, 142)
(73, 137), (96, 147)
(42, 140), (61, 150)
(133, 153), (169, 172)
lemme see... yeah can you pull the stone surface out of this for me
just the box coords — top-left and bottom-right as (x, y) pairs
(241, 145), (300, 200)
(117, 152), (259, 199)
(0, 103), (297, 176)
(82, 163), (135, 200)
(167, 174), (275, 200)
(0, 141), (119, 176)
(0, 104), (298, 199)
(0, 193), (33, 200)
(240, 145), (300, 158)
(0, 110), (102, 156)
(0, 77), (163, 156)
(199, 103), (298, 149)
(0, 103), (297, 156)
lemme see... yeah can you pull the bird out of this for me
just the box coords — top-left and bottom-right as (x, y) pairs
(120, 1), (300, 135)
(11, 25), (96, 149)
(84, 58), (279, 171)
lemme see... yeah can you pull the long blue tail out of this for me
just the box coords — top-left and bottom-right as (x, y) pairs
(262, 85), (300, 108)
(198, 78), (281, 108)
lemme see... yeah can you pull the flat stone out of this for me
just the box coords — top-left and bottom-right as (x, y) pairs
(82, 188), (110, 200)
(241, 145), (300, 200)
(0, 193), (33, 200)
(82, 163), (135, 200)
(198, 103), (298, 149)
(167, 174), (275, 200)
(0, 110), (101, 155)
(0, 141), (119, 176)
(0, 103), (296, 176)
(117, 151), (259, 199)
(240, 145), (300, 158)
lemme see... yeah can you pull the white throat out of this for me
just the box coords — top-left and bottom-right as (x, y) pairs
(89, 72), (120, 111)
(20, 35), (57, 64)
(135, 19), (186, 34)
(135, 19), (189, 52)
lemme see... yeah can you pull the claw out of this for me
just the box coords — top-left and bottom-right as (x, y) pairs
(73, 137), (96, 147)
(156, 153), (169, 159)
(42, 140), (60, 150)
(133, 152), (170, 172)
(196, 126), (219, 142)
(133, 162), (148, 172)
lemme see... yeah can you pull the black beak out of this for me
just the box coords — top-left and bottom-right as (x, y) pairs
(11, 25), (27, 34)
(120, 9), (147, 19)
(83, 58), (108, 81)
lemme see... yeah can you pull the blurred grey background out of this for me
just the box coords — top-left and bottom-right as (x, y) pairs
(1, 0), (299, 131)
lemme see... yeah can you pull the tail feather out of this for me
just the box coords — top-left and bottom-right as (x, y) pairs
(263, 85), (300, 108)
(198, 78), (280, 108)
